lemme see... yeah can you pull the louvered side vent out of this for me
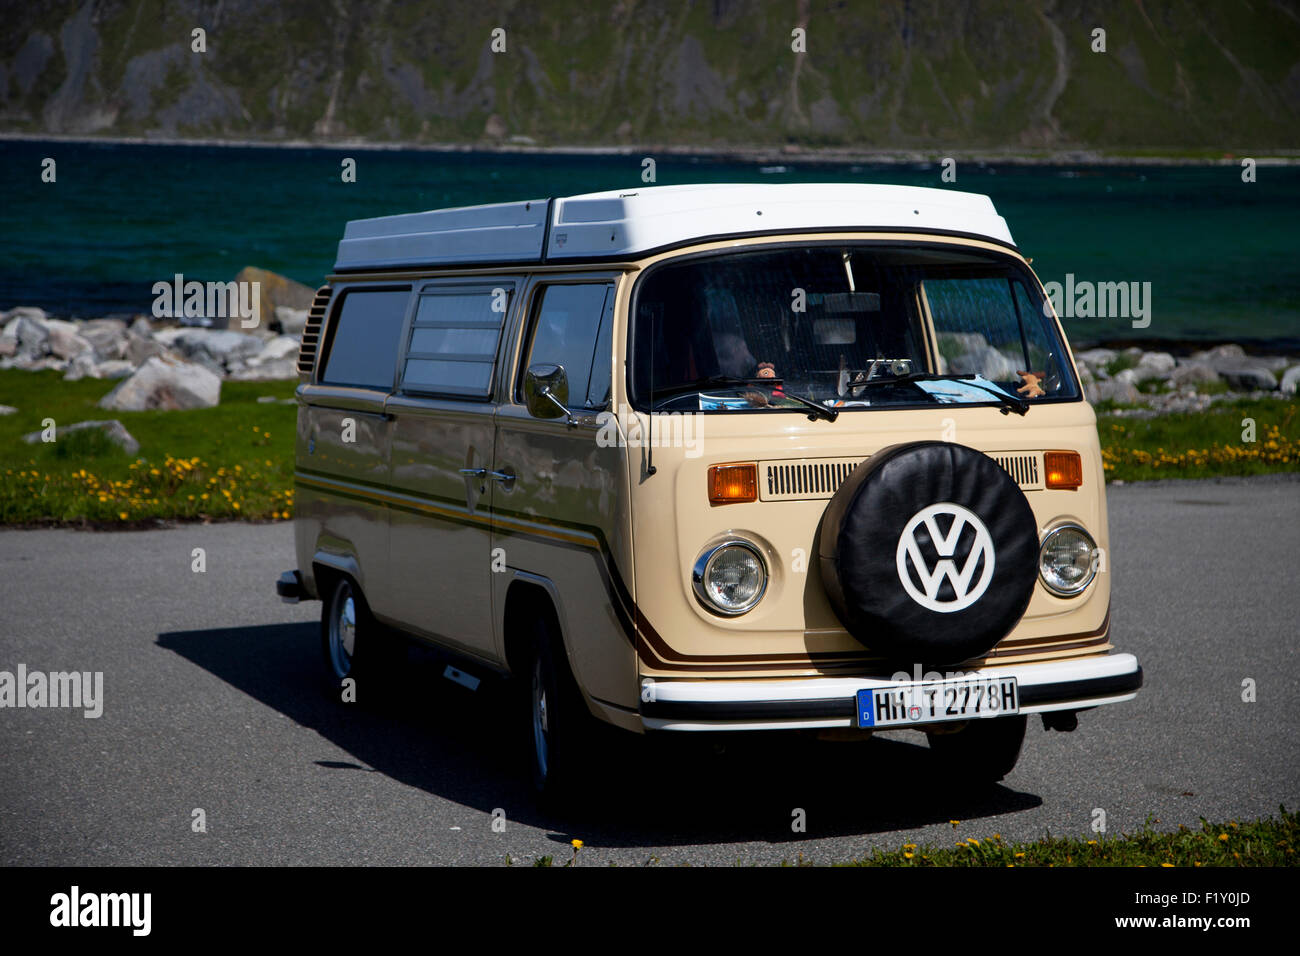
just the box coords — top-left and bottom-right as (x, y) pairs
(990, 452), (1043, 490)
(297, 285), (331, 377)
(760, 458), (863, 501)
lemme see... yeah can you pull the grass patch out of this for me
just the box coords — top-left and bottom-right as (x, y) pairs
(1, 372), (1296, 526)
(832, 808), (1296, 867)
(1099, 397), (1299, 481)
(0, 370), (297, 526)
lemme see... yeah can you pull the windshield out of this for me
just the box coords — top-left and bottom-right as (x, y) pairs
(630, 243), (1079, 413)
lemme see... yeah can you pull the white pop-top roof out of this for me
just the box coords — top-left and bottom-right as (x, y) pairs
(334, 183), (1014, 271)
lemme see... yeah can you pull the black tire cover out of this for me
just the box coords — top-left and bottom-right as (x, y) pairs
(818, 441), (1038, 666)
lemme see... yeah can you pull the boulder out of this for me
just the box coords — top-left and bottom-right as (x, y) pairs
(255, 335), (300, 363)
(11, 315), (50, 360)
(0, 404), (16, 415)
(0, 306), (48, 325)
(43, 319), (94, 360)
(1075, 348), (1117, 368)
(124, 329), (167, 366)
(1281, 365), (1300, 396)
(98, 355), (221, 411)
(80, 319), (129, 361)
(1134, 351), (1175, 380)
(233, 267), (316, 333)
(22, 419), (140, 455)
(1089, 378), (1140, 404)
(1218, 365), (1278, 391)
(1113, 368), (1139, 386)
(1192, 344), (1246, 364)
(156, 328), (263, 372)
(64, 354), (136, 382)
(273, 306), (308, 337)
(1170, 362), (1218, 387)
(229, 357), (298, 380)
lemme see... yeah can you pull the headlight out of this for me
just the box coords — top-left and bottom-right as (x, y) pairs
(1038, 525), (1098, 596)
(692, 540), (768, 615)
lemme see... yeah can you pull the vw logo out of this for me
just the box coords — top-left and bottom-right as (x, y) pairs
(895, 502), (995, 613)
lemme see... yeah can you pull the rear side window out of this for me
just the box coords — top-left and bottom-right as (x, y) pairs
(524, 283), (614, 409)
(401, 284), (511, 398)
(318, 289), (409, 390)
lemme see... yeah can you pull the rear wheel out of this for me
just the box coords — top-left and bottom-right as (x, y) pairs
(320, 576), (403, 702)
(926, 715), (1027, 783)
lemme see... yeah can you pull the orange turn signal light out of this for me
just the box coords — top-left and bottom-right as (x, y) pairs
(1044, 451), (1083, 490)
(708, 463), (758, 505)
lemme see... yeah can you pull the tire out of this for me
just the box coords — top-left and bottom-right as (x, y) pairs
(523, 613), (596, 807)
(926, 715), (1028, 783)
(818, 441), (1039, 666)
(320, 576), (404, 703)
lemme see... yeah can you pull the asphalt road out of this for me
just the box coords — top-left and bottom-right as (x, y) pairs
(1, 475), (1297, 866)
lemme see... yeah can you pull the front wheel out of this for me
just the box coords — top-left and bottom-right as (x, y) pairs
(926, 715), (1028, 783)
(524, 616), (597, 806)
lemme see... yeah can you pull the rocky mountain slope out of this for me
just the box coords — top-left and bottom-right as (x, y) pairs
(2, 0), (1298, 151)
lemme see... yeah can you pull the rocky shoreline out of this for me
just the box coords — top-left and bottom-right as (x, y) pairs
(1, 280), (1297, 418)
(1074, 345), (1298, 417)
(0, 269), (313, 411)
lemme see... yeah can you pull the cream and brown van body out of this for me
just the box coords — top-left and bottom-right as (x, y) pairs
(279, 184), (1141, 796)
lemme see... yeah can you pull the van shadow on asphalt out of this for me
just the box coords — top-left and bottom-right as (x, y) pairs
(157, 622), (1042, 852)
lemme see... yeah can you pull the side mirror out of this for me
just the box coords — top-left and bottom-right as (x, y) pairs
(524, 363), (574, 424)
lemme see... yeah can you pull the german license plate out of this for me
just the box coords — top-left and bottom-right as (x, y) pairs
(856, 677), (1018, 728)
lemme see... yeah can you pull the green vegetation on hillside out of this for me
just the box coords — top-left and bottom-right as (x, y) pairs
(2, 1), (1298, 151)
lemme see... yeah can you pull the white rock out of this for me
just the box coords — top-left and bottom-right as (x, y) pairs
(22, 419), (140, 455)
(12, 316), (50, 359)
(1192, 344), (1245, 363)
(1218, 365), (1278, 391)
(0, 404), (16, 415)
(1281, 366), (1300, 396)
(1114, 368), (1139, 385)
(164, 328), (263, 366)
(274, 307), (308, 337)
(1170, 362), (1218, 387)
(253, 335), (299, 363)
(98, 355), (221, 411)
(1134, 351), (1175, 379)
(43, 319), (94, 360)
(228, 357), (299, 380)
(0, 306), (48, 325)
(1075, 348), (1117, 367)
(1089, 379), (1140, 404)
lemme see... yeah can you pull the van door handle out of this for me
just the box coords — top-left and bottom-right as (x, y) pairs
(488, 470), (516, 489)
(458, 467), (488, 479)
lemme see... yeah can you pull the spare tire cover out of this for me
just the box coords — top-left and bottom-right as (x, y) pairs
(819, 441), (1038, 666)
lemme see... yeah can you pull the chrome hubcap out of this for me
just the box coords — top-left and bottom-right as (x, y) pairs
(329, 585), (356, 679)
(532, 658), (549, 779)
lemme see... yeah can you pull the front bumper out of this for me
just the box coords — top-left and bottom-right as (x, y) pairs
(639, 653), (1142, 731)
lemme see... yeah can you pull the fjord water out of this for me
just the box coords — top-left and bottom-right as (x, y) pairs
(1, 139), (1295, 346)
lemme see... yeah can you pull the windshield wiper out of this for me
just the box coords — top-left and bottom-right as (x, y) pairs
(650, 376), (768, 404)
(847, 372), (1030, 416)
(779, 390), (838, 422)
(652, 376), (839, 422)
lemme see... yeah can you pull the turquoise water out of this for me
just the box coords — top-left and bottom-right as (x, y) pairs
(1, 139), (1296, 346)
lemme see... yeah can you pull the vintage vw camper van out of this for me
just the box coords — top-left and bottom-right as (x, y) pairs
(277, 183), (1142, 801)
